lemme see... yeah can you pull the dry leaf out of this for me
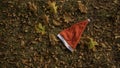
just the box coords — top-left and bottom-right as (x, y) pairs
(48, 1), (58, 14)
(63, 14), (73, 23)
(53, 19), (61, 26)
(49, 34), (59, 45)
(78, 1), (87, 13)
(27, 2), (37, 13)
(41, 14), (49, 24)
(22, 59), (28, 65)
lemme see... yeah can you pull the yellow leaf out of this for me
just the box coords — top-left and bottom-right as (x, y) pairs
(35, 23), (46, 35)
(48, 1), (58, 14)
(88, 38), (98, 49)
(78, 1), (87, 13)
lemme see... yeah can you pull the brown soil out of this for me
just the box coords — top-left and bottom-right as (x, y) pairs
(0, 0), (120, 68)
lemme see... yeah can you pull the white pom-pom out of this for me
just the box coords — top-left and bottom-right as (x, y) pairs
(87, 19), (90, 22)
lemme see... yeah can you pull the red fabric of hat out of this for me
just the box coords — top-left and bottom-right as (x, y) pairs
(57, 19), (90, 52)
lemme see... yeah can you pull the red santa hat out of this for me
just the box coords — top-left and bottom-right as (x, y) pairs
(57, 19), (90, 52)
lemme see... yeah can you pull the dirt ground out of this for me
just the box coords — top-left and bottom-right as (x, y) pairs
(0, 0), (120, 68)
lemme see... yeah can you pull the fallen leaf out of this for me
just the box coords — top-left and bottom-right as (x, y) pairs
(49, 34), (59, 45)
(21, 59), (28, 65)
(35, 23), (46, 35)
(27, 2), (37, 13)
(88, 37), (98, 49)
(48, 1), (58, 14)
(63, 14), (73, 23)
(53, 19), (61, 26)
(41, 14), (49, 24)
(80, 37), (98, 49)
(78, 1), (87, 13)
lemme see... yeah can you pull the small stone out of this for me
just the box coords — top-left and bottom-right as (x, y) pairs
(106, 48), (112, 51)
(24, 29), (28, 32)
(79, 56), (82, 59)
(115, 35), (120, 39)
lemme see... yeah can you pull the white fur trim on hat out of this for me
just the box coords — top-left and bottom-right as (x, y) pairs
(57, 34), (74, 52)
